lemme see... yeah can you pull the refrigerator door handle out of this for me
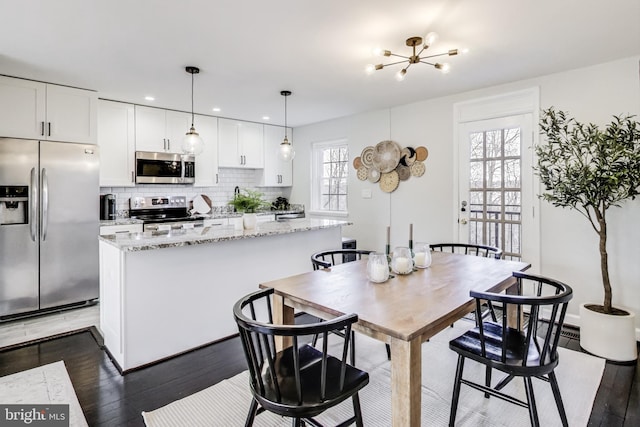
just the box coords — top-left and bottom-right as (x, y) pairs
(41, 168), (49, 241)
(30, 167), (38, 242)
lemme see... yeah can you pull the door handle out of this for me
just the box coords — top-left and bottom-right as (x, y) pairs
(48, 122), (51, 137)
(41, 168), (49, 241)
(459, 218), (468, 225)
(41, 122), (45, 137)
(30, 168), (38, 241)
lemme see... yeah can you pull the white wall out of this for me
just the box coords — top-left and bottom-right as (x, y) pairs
(291, 56), (640, 332)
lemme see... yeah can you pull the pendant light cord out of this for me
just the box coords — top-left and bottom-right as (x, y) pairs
(284, 93), (287, 137)
(190, 72), (195, 128)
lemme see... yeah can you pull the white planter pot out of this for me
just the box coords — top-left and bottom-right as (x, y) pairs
(579, 303), (638, 362)
(242, 213), (257, 230)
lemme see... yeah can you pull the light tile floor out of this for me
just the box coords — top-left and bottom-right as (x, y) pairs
(0, 304), (100, 349)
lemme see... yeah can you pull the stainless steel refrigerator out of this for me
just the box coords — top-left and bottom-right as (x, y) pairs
(0, 138), (99, 317)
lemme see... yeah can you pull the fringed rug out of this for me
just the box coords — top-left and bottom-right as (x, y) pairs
(143, 323), (605, 426)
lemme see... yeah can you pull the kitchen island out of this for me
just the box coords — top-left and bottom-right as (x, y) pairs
(98, 218), (350, 372)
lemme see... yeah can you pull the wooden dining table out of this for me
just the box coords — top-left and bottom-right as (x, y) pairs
(259, 251), (530, 427)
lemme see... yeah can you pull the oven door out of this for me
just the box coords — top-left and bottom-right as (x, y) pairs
(136, 151), (188, 184)
(144, 221), (204, 232)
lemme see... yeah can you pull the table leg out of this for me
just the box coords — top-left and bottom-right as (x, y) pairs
(390, 336), (422, 427)
(506, 280), (524, 329)
(272, 293), (295, 351)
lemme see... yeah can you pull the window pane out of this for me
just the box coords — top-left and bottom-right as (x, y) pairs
(504, 159), (520, 188)
(486, 130), (502, 158)
(469, 161), (483, 189)
(486, 160), (502, 188)
(469, 132), (484, 159)
(503, 128), (521, 156)
(486, 191), (502, 221)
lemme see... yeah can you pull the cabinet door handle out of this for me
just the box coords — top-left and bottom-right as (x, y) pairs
(41, 122), (45, 136)
(131, 171), (134, 183)
(216, 173), (218, 184)
(47, 122), (52, 137)
(167, 139), (170, 151)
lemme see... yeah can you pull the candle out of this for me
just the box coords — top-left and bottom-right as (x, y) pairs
(393, 256), (410, 274)
(369, 263), (389, 282)
(414, 252), (426, 266)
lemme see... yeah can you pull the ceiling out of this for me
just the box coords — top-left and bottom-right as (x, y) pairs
(1, 0), (639, 128)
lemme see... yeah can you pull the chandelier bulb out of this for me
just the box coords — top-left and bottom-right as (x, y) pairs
(423, 32), (439, 48)
(435, 62), (451, 74)
(395, 69), (407, 81)
(365, 64), (376, 75)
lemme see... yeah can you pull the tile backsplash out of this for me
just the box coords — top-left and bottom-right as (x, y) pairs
(101, 168), (292, 217)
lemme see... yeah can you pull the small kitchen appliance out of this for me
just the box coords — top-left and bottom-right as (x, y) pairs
(100, 194), (116, 220)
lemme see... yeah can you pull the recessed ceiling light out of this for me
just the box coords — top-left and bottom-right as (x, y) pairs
(212, 107), (221, 112)
(145, 96), (155, 101)
(262, 116), (270, 121)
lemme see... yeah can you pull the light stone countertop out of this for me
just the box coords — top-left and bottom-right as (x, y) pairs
(99, 218), (144, 227)
(99, 218), (351, 252)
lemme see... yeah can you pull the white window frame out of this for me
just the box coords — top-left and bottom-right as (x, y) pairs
(309, 138), (349, 217)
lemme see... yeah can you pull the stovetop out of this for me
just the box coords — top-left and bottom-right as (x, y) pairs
(129, 196), (203, 224)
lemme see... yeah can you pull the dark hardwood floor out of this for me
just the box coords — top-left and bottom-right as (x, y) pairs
(0, 323), (637, 426)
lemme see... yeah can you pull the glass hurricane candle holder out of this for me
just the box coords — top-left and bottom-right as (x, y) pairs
(413, 242), (432, 268)
(391, 246), (413, 275)
(367, 252), (390, 283)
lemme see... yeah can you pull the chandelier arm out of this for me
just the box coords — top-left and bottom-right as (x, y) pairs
(387, 52), (412, 60)
(421, 51), (454, 60)
(418, 60), (437, 66)
(381, 59), (410, 68)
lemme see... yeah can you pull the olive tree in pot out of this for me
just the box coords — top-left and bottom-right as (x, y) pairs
(228, 189), (268, 230)
(536, 107), (640, 362)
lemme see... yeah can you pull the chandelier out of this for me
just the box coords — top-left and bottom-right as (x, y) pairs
(365, 32), (463, 81)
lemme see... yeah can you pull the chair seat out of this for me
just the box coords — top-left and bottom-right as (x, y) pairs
(255, 344), (370, 418)
(450, 322), (558, 375)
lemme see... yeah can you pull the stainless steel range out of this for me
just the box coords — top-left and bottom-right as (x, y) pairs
(129, 196), (204, 231)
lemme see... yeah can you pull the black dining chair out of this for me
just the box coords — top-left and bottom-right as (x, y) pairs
(311, 249), (374, 270)
(234, 287), (369, 427)
(310, 249), (392, 361)
(430, 243), (503, 324)
(448, 271), (573, 427)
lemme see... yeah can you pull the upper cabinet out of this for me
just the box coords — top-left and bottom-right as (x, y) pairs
(256, 124), (292, 187)
(193, 114), (219, 187)
(134, 105), (191, 153)
(218, 118), (264, 168)
(0, 75), (97, 143)
(98, 100), (135, 187)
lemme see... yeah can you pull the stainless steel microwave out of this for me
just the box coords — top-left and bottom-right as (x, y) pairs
(135, 151), (195, 184)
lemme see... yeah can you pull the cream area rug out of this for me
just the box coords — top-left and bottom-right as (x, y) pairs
(0, 360), (88, 426)
(143, 322), (605, 427)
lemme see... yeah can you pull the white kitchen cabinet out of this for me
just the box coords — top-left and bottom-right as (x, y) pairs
(218, 118), (264, 168)
(256, 124), (292, 187)
(203, 218), (228, 227)
(98, 100), (135, 186)
(193, 114), (219, 187)
(100, 223), (143, 235)
(134, 105), (191, 153)
(0, 75), (97, 143)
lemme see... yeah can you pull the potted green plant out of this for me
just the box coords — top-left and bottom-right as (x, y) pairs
(228, 189), (268, 229)
(536, 107), (640, 362)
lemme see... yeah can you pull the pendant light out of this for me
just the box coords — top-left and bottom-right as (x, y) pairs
(182, 66), (205, 156)
(278, 90), (295, 161)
